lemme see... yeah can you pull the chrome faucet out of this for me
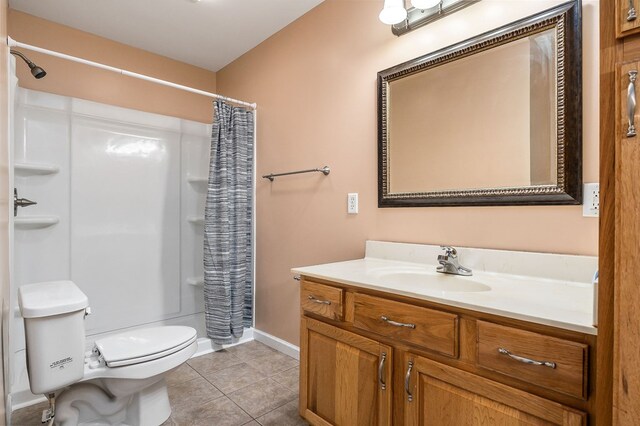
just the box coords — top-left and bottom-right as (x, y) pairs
(437, 246), (472, 276)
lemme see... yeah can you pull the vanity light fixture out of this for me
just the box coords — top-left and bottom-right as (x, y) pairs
(380, 0), (481, 36)
(411, 0), (441, 9)
(379, 0), (408, 25)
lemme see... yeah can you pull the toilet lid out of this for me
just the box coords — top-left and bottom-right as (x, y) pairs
(94, 326), (197, 367)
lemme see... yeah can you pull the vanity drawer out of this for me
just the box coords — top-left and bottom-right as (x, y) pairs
(352, 293), (458, 357)
(477, 321), (588, 399)
(300, 281), (344, 321)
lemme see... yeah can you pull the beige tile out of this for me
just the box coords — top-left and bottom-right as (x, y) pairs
(226, 340), (276, 361)
(247, 351), (299, 377)
(168, 376), (223, 410)
(270, 366), (299, 391)
(242, 422), (260, 426)
(167, 362), (202, 387)
(11, 401), (50, 426)
(228, 378), (297, 418)
(187, 349), (242, 375)
(161, 416), (178, 425)
(256, 400), (307, 426)
(201, 362), (267, 394)
(171, 395), (252, 426)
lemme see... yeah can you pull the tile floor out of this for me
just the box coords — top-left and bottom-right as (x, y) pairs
(11, 340), (307, 426)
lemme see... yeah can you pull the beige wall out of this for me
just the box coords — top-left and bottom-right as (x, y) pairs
(8, 10), (217, 123)
(1, 0), (9, 423)
(217, 0), (600, 345)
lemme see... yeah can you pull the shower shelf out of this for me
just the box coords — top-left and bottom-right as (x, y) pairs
(14, 215), (59, 229)
(187, 175), (208, 184)
(187, 216), (205, 225)
(14, 162), (60, 176)
(186, 277), (204, 287)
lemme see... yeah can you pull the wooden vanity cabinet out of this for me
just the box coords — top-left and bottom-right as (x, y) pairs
(299, 316), (393, 426)
(602, 0), (640, 422)
(617, 0), (640, 36)
(298, 278), (594, 425)
(403, 354), (586, 426)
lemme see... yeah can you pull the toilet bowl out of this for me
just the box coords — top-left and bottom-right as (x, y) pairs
(18, 281), (198, 426)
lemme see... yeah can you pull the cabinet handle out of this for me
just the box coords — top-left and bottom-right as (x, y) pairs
(293, 275), (301, 281)
(307, 295), (331, 305)
(378, 352), (387, 390)
(498, 348), (557, 369)
(405, 361), (414, 402)
(628, 70), (638, 137)
(381, 315), (416, 329)
(629, 0), (637, 21)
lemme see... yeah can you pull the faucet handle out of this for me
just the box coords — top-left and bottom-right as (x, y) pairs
(440, 246), (457, 256)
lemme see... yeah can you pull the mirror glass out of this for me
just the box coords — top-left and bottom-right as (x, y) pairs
(378, 1), (581, 206)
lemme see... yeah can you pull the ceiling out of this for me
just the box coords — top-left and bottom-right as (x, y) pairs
(8, 0), (324, 71)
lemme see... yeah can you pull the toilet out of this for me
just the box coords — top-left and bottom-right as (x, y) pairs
(18, 280), (198, 426)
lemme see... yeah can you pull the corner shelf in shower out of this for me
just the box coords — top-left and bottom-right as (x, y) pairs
(14, 215), (59, 229)
(187, 216), (205, 225)
(186, 277), (204, 287)
(187, 175), (208, 184)
(14, 162), (60, 176)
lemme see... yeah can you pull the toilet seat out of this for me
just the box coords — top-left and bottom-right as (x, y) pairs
(94, 326), (197, 367)
(83, 333), (198, 382)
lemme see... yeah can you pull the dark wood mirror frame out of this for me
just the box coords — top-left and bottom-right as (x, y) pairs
(377, 0), (582, 207)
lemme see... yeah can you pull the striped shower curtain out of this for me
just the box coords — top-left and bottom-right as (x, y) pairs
(204, 100), (254, 344)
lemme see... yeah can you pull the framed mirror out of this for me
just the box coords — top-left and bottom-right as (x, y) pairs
(378, 1), (582, 207)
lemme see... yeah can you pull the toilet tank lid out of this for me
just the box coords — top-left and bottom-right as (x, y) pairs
(19, 281), (89, 318)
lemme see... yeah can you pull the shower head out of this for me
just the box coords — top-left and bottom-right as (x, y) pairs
(10, 50), (47, 79)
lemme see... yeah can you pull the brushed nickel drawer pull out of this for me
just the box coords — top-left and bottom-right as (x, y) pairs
(381, 315), (416, 329)
(293, 275), (301, 281)
(628, 70), (638, 137)
(629, 0), (637, 21)
(307, 295), (331, 305)
(405, 361), (414, 402)
(498, 347), (557, 369)
(378, 352), (387, 390)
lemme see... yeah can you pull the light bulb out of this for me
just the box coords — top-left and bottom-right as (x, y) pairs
(411, 0), (441, 9)
(379, 0), (408, 25)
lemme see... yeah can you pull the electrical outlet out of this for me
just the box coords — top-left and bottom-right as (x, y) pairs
(347, 193), (358, 214)
(583, 183), (599, 217)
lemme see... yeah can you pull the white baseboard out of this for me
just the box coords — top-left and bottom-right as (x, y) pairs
(193, 328), (255, 358)
(253, 329), (300, 360)
(10, 394), (46, 411)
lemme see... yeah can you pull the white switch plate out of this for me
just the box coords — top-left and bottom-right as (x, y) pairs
(347, 193), (358, 214)
(583, 183), (599, 217)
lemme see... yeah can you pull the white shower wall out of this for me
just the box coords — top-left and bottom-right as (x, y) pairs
(70, 115), (182, 333)
(10, 88), (213, 406)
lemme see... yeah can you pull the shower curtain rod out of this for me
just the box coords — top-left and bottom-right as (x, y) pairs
(7, 37), (257, 109)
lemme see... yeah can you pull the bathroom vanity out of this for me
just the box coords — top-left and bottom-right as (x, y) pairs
(293, 242), (597, 425)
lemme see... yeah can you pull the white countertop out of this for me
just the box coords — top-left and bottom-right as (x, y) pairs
(292, 242), (597, 335)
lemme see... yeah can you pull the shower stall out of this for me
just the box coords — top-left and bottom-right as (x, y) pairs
(8, 83), (255, 408)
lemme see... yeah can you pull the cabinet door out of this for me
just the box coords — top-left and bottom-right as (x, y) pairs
(403, 354), (586, 426)
(618, 0), (640, 36)
(300, 317), (392, 426)
(615, 61), (640, 424)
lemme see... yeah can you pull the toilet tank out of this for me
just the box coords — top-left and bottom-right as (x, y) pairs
(18, 281), (89, 395)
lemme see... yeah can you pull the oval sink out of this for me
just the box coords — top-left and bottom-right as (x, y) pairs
(370, 270), (491, 293)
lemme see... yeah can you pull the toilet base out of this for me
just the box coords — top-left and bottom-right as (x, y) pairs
(54, 378), (171, 426)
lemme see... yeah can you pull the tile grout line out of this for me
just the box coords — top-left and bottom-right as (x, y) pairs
(183, 356), (258, 424)
(253, 393), (300, 424)
(218, 374), (298, 422)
